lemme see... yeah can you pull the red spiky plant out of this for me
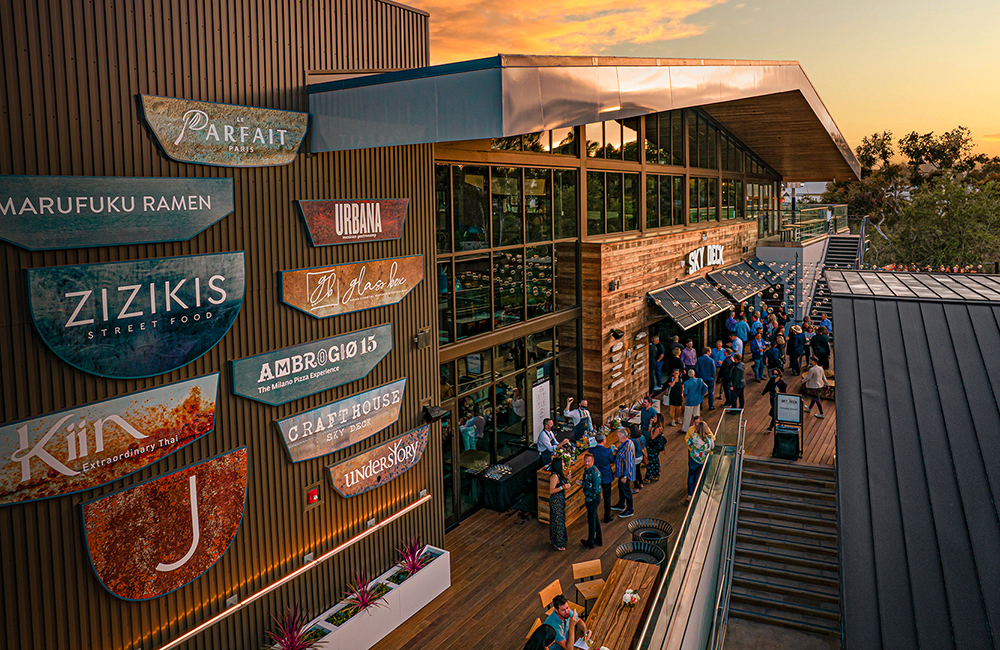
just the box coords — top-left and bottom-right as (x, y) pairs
(264, 605), (320, 650)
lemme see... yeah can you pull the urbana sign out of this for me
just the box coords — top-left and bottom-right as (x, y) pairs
(139, 95), (309, 167)
(327, 425), (428, 498)
(281, 255), (423, 319)
(81, 447), (247, 600)
(275, 378), (406, 463)
(230, 324), (393, 406)
(0, 374), (219, 507)
(687, 244), (725, 275)
(296, 198), (408, 246)
(0, 175), (234, 250)
(26, 252), (245, 378)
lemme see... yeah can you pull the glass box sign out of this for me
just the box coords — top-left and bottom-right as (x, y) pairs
(81, 447), (248, 601)
(139, 95), (308, 167)
(0, 374), (219, 507)
(296, 198), (408, 246)
(281, 255), (423, 319)
(0, 175), (235, 250)
(26, 252), (245, 378)
(327, 425), (428, 498)
(231, 324), (393, 406)
(275, 378), (406, 463)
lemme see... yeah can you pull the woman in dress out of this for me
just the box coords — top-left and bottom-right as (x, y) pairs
(645, 412), (666, 481)
(686, 418), (715, 500)
(667, 369), (684, 427)
(548, 457), (568, 551)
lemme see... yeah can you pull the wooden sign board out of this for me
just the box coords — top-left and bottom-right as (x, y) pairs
(327, 425), (428, 498)
(281, 255), (423, 319)
(296, 199), (408, 246)
(610, 378), (625, 389)
(611, 342), (624, 352)
(81, 448), (248, 600)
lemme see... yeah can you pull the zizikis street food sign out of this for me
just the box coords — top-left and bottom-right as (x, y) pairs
(230, 324), (393, 406)
(26, 252), (245, 378)
(0, 176), (235, 250)
(281, 255), (423, 319)
(327, 425), (428, 498)
(81, 447), (248, 600)
(139, 95), (309, 167)
(275, 378), (406, 463)
(0, 374), (219, 507)
(296, 198), (408, 246)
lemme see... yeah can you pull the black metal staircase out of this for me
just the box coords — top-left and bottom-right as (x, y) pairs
(809, 234), (861, 324)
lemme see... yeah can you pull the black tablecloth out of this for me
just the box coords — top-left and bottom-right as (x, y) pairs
(482, 449), (541, 512)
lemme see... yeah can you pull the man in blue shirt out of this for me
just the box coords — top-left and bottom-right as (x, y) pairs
(734, 315), (751, 343)
(749, 331), (767, 381)
(751, 312), (764, 335)
(639, 397), (657, 438)
(544, 594), (592, 650)
(682, 369), (708, 430)
(695, 348), (717, 410)
(819, 316), (833, 335)
(729, 332), (744, 359)
(590, 431), (616, 522)
(611, 428), (635, 518)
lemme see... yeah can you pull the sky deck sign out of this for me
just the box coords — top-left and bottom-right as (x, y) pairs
(296, 198), (408, 246)
(281, 255), (423, 319)
(26, 252), (245, 378)
(81, 448), (247, 600)
(139, 95), (308, 167)
(275, 378), (406, 463)
(0, 374), (219, 507)
(230, 324), (393, 406)
(327, 425), (428, 498)
(0, 176), (234, 250)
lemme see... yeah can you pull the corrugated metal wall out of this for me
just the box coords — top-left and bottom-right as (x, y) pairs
(0, 2), (439, 649)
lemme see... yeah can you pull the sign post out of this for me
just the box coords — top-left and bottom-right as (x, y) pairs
(773, 393), (804, 460)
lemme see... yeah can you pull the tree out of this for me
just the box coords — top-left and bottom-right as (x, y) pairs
(821, 131), (906, 224)
(897, 126), (988, 186)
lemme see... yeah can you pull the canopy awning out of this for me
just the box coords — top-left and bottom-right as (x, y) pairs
(648, 277), (731, 330)
(708, 261), (773, 303)
(744, 258), (782, 286)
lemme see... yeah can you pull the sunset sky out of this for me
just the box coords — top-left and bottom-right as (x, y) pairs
(406, 0), (1000, 159)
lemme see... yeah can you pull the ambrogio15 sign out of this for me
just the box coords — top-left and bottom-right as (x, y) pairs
(0, 175), (234, 250)
(139, 95), (309, 167)
(81, 448), (248, 600)
(275, 378), (406, 463)
(327, 425), (428, 498)
(231, 324), (393, 406)
(26, 252), (245, 378)
(281, 255), (423, 319)
(296, 198), (408, 246)
(0, 374), (219, 507)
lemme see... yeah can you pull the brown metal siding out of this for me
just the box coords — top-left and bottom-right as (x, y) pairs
(0, 2), (438, 650)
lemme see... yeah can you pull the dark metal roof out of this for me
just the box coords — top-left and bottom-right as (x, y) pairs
(648, 277), (730, 330)
(745, 257), (783, 286)
(832, 270), (1000, 649)
(708, 261), (773, 303)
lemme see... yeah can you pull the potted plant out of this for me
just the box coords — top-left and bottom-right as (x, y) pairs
(323, 570), (391, 629)
(389, 539), (450, 621)
(387, 537), (428, 585)
(266, 605), (324, 650)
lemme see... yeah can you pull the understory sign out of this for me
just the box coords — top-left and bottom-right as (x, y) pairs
(139, 95), (309, 167)
(0, 374), (219, 507)
(327, 425), (428, 498)
(296, 198), (408, 245)
(26, 252), (245, 378)
(81, 447), (248, 600)
(230, 324), (393, 406)
(281, 255), (423, 319)
(275, 378), (406, 463)
(0, 175), (234, 250)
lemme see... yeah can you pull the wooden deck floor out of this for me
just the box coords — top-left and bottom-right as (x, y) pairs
(374, 364), (837, 650)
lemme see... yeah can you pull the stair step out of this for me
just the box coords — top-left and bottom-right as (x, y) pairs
(741, 491), (838, 515)
(728, 605), (841, 637)
(730, 591), (840, 622)
(732, 576), (839, 605)
(743, 457), (836, 477)
(737, 531), (838, 556)
(732, 568), (840, 597)
(734, 560), (839, 588)
(741, 481), (837, 502)
(738, 518), (839, 542)
(739, 503), (838, 528)
(736, 544), (840, 572)
(742, 468), (836, 492)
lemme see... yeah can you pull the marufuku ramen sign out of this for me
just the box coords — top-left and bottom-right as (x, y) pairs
(26, 252), (245, 378)
(0, 176), (234, 250)
(327, 425), (428, 498)
(296, 198), (408, 246)
(281, 255), (423, 319)
(139, 95), (308, 167)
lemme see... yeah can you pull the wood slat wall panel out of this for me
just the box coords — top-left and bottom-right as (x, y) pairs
(0, 2), (436, 650)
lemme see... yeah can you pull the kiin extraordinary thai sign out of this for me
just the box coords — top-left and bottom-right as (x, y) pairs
(26, 252), (245, 378)
(230, 324), (393, 406)
(0, 374), (219, 507)
(139, 95), (308, 167)
(0, 175), (234, 250)
(327, 425), (428, 498)
(281, 255), (423, 319)
(81, 448), (247, 600)
(296, 198), (408, 246)
(275, 379), (406, 463)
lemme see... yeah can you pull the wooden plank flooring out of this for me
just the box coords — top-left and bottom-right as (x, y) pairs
(373, 363), (837, 650)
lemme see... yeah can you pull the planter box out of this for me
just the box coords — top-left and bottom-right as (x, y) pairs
(396, 545), (450, 621)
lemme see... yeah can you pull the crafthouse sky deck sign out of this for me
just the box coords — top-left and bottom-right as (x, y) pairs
(139, 95), (308, 167)
(26, 252), (245, 378)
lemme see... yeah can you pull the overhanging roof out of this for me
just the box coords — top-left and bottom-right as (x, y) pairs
(831, 270), (1000, 649)
(308, 55), (860, 182)
(708, 261), (774, 303)
(648, 277), (730, 331)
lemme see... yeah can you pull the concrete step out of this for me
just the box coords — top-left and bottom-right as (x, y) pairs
(730, 590), (840, 621)
(735, 543), (840, 572)
(733, 560), (839, 588)
(739, 503), (838, 529)
(738, 518), (838, 543)
(732, 570), (840, 600)
(728, 604), (841, 637)
(737, 530), (838, 557)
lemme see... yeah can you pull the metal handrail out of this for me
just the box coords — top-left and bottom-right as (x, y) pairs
(708, 417), (746, 649)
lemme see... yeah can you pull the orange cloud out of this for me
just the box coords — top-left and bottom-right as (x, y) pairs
(983, 133), (1000, 142)
(406, 0), (730, 64)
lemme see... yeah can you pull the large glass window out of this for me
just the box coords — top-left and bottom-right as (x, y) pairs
(436, 164), (451, 253)
(622, 118), (639, 162)
(438, 262), (453, 344)
(554, 242), (578, 312)
(687, 110), (720, 170)
(457, 349), (493, 393)
(552, 127), (577, 156)
(624, 173), (639, 232)
(554, 169), (578, 240)
(644, 110), (683, 166)
(454, 165), (489, 250)
(606, 173), (623, 234)
(493, 250), (524, 328)
(586, 123), (604, 158)
(525, 168), (552, 243)
(689, 177), (718, 224)
(646, 174), (684, 228)
(587, 171), (605, 235)
(495, 340), (525, 376)
(527, 328), (554, 364)
(492, 167), (523, 247)
(603, 120), (622, 159)
(490, 129), (577, 156)
(587, 172), (639, 235)
(527, 245), (554, 319)
(455, 255), (491, 340)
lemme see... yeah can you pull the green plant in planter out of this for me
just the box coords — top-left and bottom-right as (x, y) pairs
(388, 537), (430, 585)
(265, 605), (320, 650)
(325, 570), (390, 627)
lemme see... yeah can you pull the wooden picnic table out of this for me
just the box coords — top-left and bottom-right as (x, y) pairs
(585, 559), (660, 650)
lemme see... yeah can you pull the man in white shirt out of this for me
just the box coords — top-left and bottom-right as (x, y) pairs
(536, 417), (567, 465)
(563, 397), (593, 440)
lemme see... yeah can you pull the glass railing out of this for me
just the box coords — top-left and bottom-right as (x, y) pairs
(766, 204), (849, 243)
(636, 409), (746, 650)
